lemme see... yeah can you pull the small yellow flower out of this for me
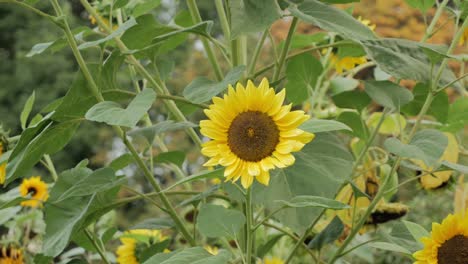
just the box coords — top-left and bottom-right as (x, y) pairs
(0, 245), (24, 264)
(204, 245), (219, 255)
(262, 257), (284, 264)
(117, 229), (167, 264)
(88, 14), (118, 31)
(330, 55), (367, 74)
(200, 78), (315, 189)
(19, 177), (49, 208)
(0, 143), (6, 185)
(413, 210), (468, 264)
(357, 16), (376, 31)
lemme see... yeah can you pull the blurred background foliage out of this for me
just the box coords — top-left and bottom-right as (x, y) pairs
(0, 0), (466, 263)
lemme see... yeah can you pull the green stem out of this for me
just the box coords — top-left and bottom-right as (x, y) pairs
(215, 0), (230, 40)
(157, 94), (208, 109)
(0, 0), (58, 25)
(252, 206), (285, 231)
(84, 229), (111, 264)
(272, 17), (298, 82)
(247, 29), (269, 76)
(421, 0), (449, 42)
(186, 0), (223, 81)
(284, 209), (326, 264)
(245, 188), (253, 264)
(231, 38), (240, 67)
(43, 155), (58, 182)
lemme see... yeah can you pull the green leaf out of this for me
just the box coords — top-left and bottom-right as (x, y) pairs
(440, 161), (468, 174)
(405, 0), (434, 12)
(368, 242), (412, 255)
(20, 91), (35, 130)
(128, 121), (198, 145)
(419, 44), (454, 64)
(320, 0), (360, 3)
(308, 216), (344, 250)
(85, 88), (156, 127)
(364, 81), (414, 109)
(78, 18), (138, 50)
(384, 129), (448, 167)
(276, 195), (350, 210)
(300, 119), (352, 133)
(330, 77), (359, 95)
(0, 187), (29, 210)
(362, 38), (460, 89)
(280, 32), (328, 50)
(285, 53), (323, 105)
(253, 133), (354, 234)
(229, 0), (281, 39)
(132, 0), (161, 17)
(197, 204), (246, 238)
(6, 120), (80, 185)
(164, 169), (224, 192)
(257, 234), (284, 258)
(332, 90), (371, 112)
(289, 0), (376, 41)
(336, 112), (369, 139)
(155, 151), (185, 167)
(442, 97), (468, 132)
(108, 153), (135, 171)
(183, 66), (245, 104)
(401, 83), (449, 123)
(143, 247), (231, 264)
(402, 220), (430, 243)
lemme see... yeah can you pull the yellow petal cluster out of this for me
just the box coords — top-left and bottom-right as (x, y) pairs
(200, 78), (314, 188)
(19, 176), (49, 208)
(117, 229), (167, 264)
(0, 246), (23, 264)
(0, 143), (5, 185)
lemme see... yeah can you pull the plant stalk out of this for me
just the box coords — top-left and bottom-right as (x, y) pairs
(245, 188), (253, 264)
(272, 17), (299, 82)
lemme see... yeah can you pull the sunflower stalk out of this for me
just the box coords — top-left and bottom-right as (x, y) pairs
(84, 229), (111, 264)
(245, 188), (254, 264)
(50, 0), (196, 246)
(272, 17), (299, 82)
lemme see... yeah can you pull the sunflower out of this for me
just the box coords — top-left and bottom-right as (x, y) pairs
(200, 78), (315, 189)
(413, 211), (468, 264)
(417, 133), (459, 190)
(0, 143), (6, 185)
(117, 229), (167, 264)
(0, 245), (24, 264)
(19, 177), (49, 208)
(260, 257), (284, 264)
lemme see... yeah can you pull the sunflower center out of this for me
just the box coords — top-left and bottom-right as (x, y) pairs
(27, 187), (37, 196)
(227, 111), (279, 162)
(437, 235), (468, 264)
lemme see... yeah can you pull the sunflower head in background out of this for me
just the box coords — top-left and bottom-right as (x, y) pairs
(200, 78), (315, 189)
(413, 211), (468, 264)
(116, 229), (168, 264)
(0, 245), (24, 264)
(19, 176), (49, 208)
(0, 142), (6, 185)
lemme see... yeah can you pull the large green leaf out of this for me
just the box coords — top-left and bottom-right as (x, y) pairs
(196, 204), (246, 238)
(364, 81), (414, 110)
(229, 0), (282, 39)
(442, 97), (468, 132)
(336, 112), (369, 139)
(384, 129), (448, 166)
(289, 0), (376, 41)
(20, 91), (35, 130)
(183, 66), (245, 104)
(402, 83), (448, 123)
(362, 38), (460, 89)
(143, 247), (231, 264)
(285, 53), (323, 105)
(6, 120), (80, 184)
(332, 90), (371, 112)
(402, 220), (430, 244)
(254, 133), (354, 234)
(78, 18), (137, 50)
(85, 88), (156, 127)
(300, 119), (352, 133)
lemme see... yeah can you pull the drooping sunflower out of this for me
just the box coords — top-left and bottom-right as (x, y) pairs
(200, 78), (315, 188)
(0, 143), (6, 185)
(116, 229), (168, 264)
(413, 211), (468, 264)
(19, 176), (49, 208)
(0, 245), (24, 264)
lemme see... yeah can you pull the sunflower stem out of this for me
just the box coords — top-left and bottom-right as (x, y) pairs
(43, 155), (58, 182)
(272, 17), (299, 83)
(84, 229), (111, 264)
(247, 29), (269, 77)
(245, 187), (254, 264)
(421, 0), (449, 42)
(186, 0), (223, 81)
(284, 208), (326, 264)
(215, 0), (230, 40)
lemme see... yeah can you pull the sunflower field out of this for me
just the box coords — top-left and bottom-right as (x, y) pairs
(0, 0), (467, 263)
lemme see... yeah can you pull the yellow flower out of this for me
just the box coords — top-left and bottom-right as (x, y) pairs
(357, 16), (376, 31)
(117, 229), (167, 264)
(262, 257), (284, 264)
(0, 245), (24, 264)
(0, 143), (6, 185)
(204, 245), (219, 255)
(200, 78), (315, 189)
(459, 27), (468, 46)
(417, 133), (459, 190)
(19, 177), (49, 208)
(88, 14), (118, 31)
(413, 211), (468, 264)
(330, 55), (367, 74)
